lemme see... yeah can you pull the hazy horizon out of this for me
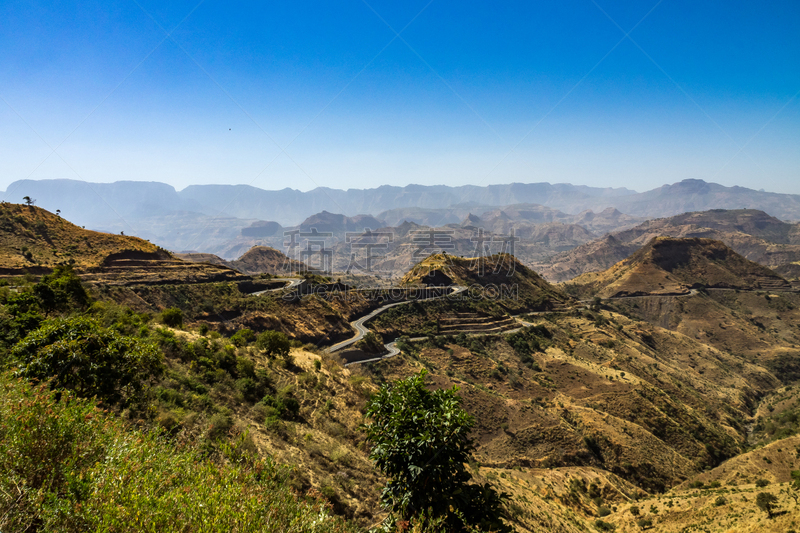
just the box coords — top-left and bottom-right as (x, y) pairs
(2, 1), (798, 196)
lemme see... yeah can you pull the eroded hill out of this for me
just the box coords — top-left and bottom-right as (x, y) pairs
(566, 237), (790, 298)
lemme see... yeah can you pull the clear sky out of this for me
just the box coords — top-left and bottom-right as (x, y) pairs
(1, 0), (798, 194)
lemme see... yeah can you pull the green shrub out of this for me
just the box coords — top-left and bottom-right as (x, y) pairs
(597, 506), (611, 517)
(355, 331), (384, 353)
(160, 307), (183, 328)
(206, 412), (233, 441)
(11, 316), (162, 405)
(594, 519), (615, 531)
(755, 478), (770, 487)
(235, 377), (263, 402)
(256, 330), (291, 359)
(259, 392), (300, 420)
(230, 328), (255, 347)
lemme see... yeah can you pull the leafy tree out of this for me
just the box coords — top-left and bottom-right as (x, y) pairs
(22, 195), (34, 206)
(629, 505), (640, 516)
(755, 492), (778, 518)
(636, 517), (653, 530)
(256, 330), (290, 359)
(12, 316), (163, 405)
(363, 370), (510, 532)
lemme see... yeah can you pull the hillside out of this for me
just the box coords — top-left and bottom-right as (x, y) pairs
(566, 237), (790, 298)
(174, 252), (233, 268)
(175, 248), (314, 277)
(402, 253), (570, 307)
(0, 202), (167, 274)
(538, 209), (800, 282)
(359, 300), (791, 531)
(775, 261), (800, 281)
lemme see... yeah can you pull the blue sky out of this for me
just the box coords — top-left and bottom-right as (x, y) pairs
(1, 0), (798, 194)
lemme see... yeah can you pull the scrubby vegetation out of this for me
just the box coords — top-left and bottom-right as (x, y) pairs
(0, 374), (359, 533)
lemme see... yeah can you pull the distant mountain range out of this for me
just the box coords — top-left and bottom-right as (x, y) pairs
(3, 178), (800, 255)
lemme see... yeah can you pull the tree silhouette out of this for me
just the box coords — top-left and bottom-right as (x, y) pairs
(22, 196), (34, 206)
(756, 492), (778, 518)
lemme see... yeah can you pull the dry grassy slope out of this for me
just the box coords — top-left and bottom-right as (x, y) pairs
(568, 237), (789, 298)
(174, 253), (233, 268)
(402, 253), (571, 305)
(134, 285), (794, 531)
(611, 291), (800, 383)
(603, 479), (799, 532)
(599, 436), (800, 532)
(677, 435), (800, 488)
(103, 281), (373, 344)
(230, 246), (312, 275)
(365, 309), (778, 491)
(0, 203), (165, 273)
(154, 336), (386, 525)
(333, 304), (792, 531)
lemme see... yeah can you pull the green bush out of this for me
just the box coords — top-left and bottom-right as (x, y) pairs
(230, 328), (256, 347)
(258, 391), (300, 421)
(160, 307), (183, 328)
(11, 316), (162, 405)
(594, 519), (615, 531)
(756, 491), (778, 517)
(0, 374), (359, 533)
(256, 330), (291, 359)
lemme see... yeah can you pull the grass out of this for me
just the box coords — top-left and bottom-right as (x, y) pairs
(0, 373), (362, 533)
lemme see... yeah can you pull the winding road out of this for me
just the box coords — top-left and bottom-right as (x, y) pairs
(248, 278), (304, 296)
(328, 285), (467, 355)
